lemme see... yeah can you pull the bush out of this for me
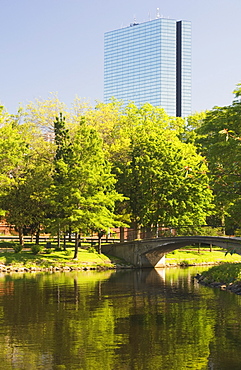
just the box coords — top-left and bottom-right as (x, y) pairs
(235, 229), (241, 237)
(0, 241), (17, 249)
(45, 241), (52, 249)
(170, 250), (177, 255)
(31, 244), (43, 255)
(88, 246), (97, 253)
(12, 244), (23, 253)
(180, 260), (189, 266)
(64, 249), (72, 256)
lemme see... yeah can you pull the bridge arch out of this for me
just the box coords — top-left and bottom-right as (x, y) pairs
(102, 236), (241, 268)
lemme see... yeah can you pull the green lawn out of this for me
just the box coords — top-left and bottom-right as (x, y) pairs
(166, 247), (241, 265)
(0, 241), (120, 268)
(0, 241), (241, 269)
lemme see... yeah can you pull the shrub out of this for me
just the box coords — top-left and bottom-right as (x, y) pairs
(88, 246), (97, 253)
(170, 250), (177, 255)
(0, 241), (17, 249)
(45, 241), (52, 249)
(12, 244), (23, 253)
(31, 244), (43, 255)
(180, 260), (189, 266)
(64, 249), (72, 256)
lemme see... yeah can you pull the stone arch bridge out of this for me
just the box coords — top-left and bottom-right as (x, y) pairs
(101, 236), (241, 268)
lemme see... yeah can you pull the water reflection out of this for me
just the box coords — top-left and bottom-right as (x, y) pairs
(0, 268), (240, 369)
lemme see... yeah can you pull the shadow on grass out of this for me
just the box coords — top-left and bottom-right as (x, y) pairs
(0, 250), (77, 266)
(0, 240), (127, 267)
(0, 249), (121, 267)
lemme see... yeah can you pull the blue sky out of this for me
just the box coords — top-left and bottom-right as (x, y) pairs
(1, 0), (241, 114)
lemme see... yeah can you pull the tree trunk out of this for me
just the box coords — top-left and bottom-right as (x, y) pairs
(74, 232), (80, 259)
(120, 226), (125, 242)
(156, 223), (159, 238)
(133, 221), (141, 240)
(145, 225), (152, 239)
(35, 228), (40, 245)
(19, 227), (24, 246)
(97, 230), (105, 254)
(63, 231), (66, 251)
(98, 235), (102, 254)
(221, 209), (226, 235)
(57, 223), (61, 249)
(68, 226), (72, 243)
(105, 229), (110, 243)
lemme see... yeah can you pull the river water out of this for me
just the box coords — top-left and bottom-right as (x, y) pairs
(0, 267), (241, 370)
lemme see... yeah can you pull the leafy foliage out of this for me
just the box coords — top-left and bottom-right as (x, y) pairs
(0, 97), (216, 247)
(47, 114), (125, 256)
(108, 103), (213, 232)
(195, 97), (241, 231)
(31, 244), (43, 255)
(201, 263), (241, 284)
(0, 109), (53, 245)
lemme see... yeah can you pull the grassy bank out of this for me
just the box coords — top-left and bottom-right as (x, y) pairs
(195, 263), (241, 295)
(0, 241), (124, 270)
(197, 263), (241, 284)
(0, 249), (116, 269)
(0, 241), (241, 271)
(165, 247), (241, 266)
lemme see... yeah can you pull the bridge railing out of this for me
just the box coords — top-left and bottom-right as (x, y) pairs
(0, 225), (231, 245)
(111, 225), (227, 242)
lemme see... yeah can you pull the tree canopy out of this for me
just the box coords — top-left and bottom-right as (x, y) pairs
(5, 89), (241, 247)
(194, 96), (241, 232)
(109, 104), (213, 235)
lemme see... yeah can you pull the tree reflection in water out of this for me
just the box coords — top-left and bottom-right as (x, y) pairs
(0, 268), (240, 369)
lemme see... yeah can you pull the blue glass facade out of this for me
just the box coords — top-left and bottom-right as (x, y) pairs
(104, 18), (191, 117)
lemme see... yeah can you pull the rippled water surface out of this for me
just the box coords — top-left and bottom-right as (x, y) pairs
(0, 267), (241, 369)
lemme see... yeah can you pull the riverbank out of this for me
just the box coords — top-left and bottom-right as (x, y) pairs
(0, 246), (128, 272)
(0, 244), (241, 273)
(165, 247), (241, 266)
(195, 263), (241, 295)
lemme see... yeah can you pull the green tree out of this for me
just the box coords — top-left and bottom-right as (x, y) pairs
(101, 103), (187, 233)
(22, 93), (71, 134)
(0, 107), (26, 191)
(46, 113), (74, 248)
(0, 110), (53, 245)
(107, 103), (213, 236)
(85, 100), (212, 237)
(48, 114), (124, 257)
(233, 81), (241, 98)
(195, 91), (241, 233)
(126, 124), (212, 235)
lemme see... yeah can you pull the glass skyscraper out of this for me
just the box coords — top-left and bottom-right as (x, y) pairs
(104, 17), (191, 117)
